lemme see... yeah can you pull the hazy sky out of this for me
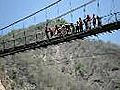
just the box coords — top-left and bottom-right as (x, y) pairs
(0, 0), (120, 45)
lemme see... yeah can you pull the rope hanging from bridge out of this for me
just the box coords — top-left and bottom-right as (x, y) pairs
(110, 0), (115, 13)
(57, 2), (60, 16)
(83, 6), (86, 18)
(69, 0), (73, 23)
(0, 0), (62, 31)
(97, 0), (100, 16)
(33, 16), (36, 24)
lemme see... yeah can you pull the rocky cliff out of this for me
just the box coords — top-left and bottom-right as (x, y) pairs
(0, 39), (120, 90)
(0, 19), (120, 90)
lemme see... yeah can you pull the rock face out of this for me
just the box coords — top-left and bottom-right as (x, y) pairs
(0, 80), (5, 90)
(0, 39), (120, 90)
(0, 67), (14, 90)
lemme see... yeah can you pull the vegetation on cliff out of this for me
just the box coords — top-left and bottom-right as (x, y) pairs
(0, 19), (120, 90)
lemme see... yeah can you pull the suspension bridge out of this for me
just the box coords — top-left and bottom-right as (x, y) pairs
(0, 0), (120, 57)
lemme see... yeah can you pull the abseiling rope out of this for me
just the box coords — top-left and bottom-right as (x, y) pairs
(0, 0), (62, 31)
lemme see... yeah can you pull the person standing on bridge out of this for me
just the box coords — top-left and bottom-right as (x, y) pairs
(79, 17), (83, 32)
(86, 15), (91, 31)
(76, 21), (80, 33)
(57, 24), (63, 37)
(45, 23), (49, 40)
(54, 25), (59, 36)
(61, 25), (66, 36)
(48, 28), (53, 38)
(83, 19), (88, 32)
(70, 23), (75, 34)
(92, 14), (96, 28)
(97, 16), (102, 27)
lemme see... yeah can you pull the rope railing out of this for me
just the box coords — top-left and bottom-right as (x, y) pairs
(101, 12), (120, 24)
(0, 20), (120, 56)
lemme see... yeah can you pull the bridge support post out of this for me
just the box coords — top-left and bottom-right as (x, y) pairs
(24, 30), (26, 45)
(35, 33), (38, 42)
(2, 40), (5, 51)
(35, 29), (38, 42)
(45, 23), (50, 40)
(13, 33), (15, 48)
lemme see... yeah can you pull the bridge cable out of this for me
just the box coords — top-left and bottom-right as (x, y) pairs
(110, 0), (115, 13)
(33, 15), (38, 41)
(0, 0), (62, 31)
(69, 0), (73, 23)
(108, 0), (115, 23)
(83, 6), (86, 18)
(111, 0), (118, 21)
(97, 0), (100, 16)
(101, 12), (120, 19)
(52, 0), (96, 20)
(56, 1), (61, 22)
(33, 16), (36, 24)
(57, 2), (60, 16)
(83, 0), (86, 18)
(11, 24), (15, 48)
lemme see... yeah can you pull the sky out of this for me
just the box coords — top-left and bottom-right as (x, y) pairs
(0, 0), (120, 45)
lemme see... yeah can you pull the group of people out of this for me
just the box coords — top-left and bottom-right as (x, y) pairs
(45, 14), (102, 39)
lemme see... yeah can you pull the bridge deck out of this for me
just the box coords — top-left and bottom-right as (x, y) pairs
(0, 21), (120, 57)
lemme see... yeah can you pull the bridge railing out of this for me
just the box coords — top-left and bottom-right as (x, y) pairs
(101, 12), (120, 25)
(0, 27), (47, 50)
(0, 12), (120, 51)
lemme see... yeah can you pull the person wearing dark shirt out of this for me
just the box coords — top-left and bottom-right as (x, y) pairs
(65, 24), (71, 35)
(86, 15), (91, 31)
(97, 16), (102, 27)
(92, 14), (96, 28)
(70, 23), (75, 34)
(76, 21), (80, 33)
(79, 18), (83, 32)
(83, 19), (88, 31)
(45, 25), (49, 40)
(48, 28), (53, 38)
